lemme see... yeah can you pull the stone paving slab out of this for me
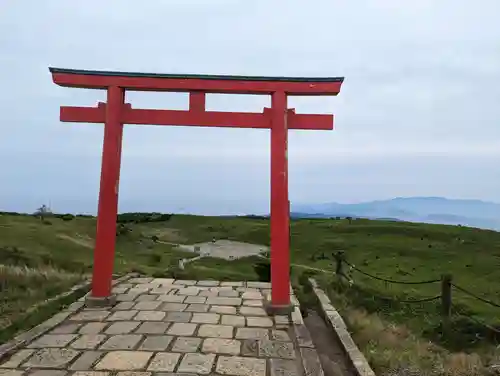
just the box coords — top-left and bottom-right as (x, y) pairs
(0, 279), (324, 376)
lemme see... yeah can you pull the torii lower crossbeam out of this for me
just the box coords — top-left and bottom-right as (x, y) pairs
(50, 67), (344, 313)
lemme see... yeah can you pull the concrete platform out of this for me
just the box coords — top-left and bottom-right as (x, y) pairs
(176, 239), (268, 260)
(0, 277), (324, 376)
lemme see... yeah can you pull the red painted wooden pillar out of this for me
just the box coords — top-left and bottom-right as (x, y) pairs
(91, 86), (125, 298)
(270, 91), (290, 307)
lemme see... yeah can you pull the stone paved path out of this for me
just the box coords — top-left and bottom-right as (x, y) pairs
(0, 277), (322, 376)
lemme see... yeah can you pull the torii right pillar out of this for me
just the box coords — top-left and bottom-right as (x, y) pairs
(266, 85), (344, 314)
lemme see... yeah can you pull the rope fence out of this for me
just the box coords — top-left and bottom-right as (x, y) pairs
(343, 259), (441, 285)
(331, 251), (500, 334)
(368, 293), (441, 304)
(452, 304), (500, 335)
(450, 283), (500, 308)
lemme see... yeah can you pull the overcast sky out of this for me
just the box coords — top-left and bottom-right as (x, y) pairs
(1, 1), (500, 215)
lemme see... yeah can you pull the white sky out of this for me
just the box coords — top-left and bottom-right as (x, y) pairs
(1, 0), (500, 214)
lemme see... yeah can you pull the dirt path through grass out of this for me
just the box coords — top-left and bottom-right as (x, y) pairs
(56, 234), (93, 249)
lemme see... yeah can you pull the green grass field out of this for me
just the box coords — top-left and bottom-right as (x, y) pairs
(1, 211), (499, 373)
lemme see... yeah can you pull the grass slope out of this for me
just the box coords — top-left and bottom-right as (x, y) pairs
(1, 213), (499, 355)
(0, 265), (81, 329)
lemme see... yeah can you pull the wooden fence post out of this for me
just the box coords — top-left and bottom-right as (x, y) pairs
(334, 251), (344, 282)
(441, 274), (452, 332)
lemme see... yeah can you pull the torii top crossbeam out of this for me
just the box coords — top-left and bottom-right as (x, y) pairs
(50, 67), (343, 94)
(50, 67), (344, 312)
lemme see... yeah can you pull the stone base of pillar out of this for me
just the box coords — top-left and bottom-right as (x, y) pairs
(85, 295), (117, 308)
(264, 300), (294, 316)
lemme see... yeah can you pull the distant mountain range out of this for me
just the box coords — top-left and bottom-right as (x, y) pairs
(291, 197), (500, 231)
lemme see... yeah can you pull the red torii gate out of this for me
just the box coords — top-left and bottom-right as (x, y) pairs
(49, 67), (344, 312)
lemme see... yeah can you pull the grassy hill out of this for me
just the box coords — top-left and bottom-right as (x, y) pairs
(1, 212), (499, 355)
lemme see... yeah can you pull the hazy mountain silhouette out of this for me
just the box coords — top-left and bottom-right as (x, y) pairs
(291, 197), (500, 230)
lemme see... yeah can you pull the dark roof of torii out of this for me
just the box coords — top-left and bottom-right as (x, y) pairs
(49, 67), (344, 83)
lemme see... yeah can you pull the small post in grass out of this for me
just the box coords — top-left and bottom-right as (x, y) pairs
(441, 274), (452, 334)
(333, 251), (345, 283)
